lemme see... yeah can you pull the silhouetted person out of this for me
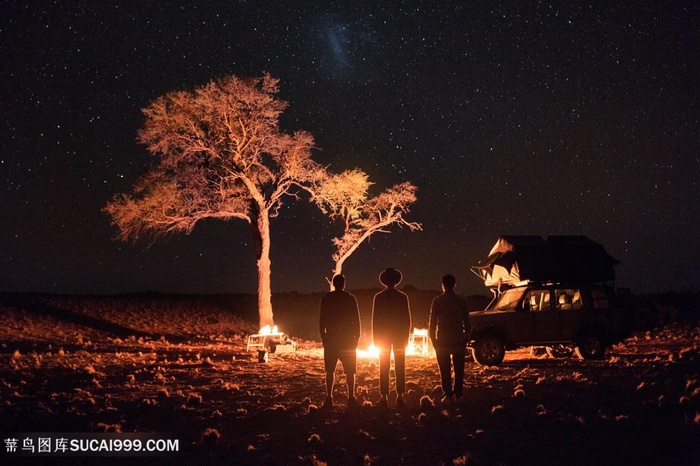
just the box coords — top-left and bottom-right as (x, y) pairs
(429, 274), (470, 404)
(372, 267), (412, 408)
(319, 274), (361, 408)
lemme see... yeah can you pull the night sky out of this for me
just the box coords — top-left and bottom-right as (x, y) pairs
(1, 1), (697, 298)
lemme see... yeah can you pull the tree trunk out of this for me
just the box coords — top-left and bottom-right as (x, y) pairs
(329, 259), (345, 291)
(329, 231), (370, 290)
(332, 260), (343, 278)
(250, 211), (274, 329)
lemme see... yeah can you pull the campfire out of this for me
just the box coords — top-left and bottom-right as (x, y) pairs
(246, 327), (430, 361)
(247, 325), (297, 360)
(356, 344), (380, 358)
(356, 329), (431, 358)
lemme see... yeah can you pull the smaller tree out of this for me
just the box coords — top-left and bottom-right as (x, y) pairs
(313, 169), (422, 285)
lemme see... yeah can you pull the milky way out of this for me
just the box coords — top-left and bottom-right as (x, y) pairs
(1, 1), (697, 296)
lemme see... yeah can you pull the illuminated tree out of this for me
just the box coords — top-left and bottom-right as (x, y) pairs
(103, 74), (322, 328)
(313, 169), (422, 286)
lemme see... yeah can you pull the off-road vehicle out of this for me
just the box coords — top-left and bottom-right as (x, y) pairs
(468, 282), (630, 366)
(468, 235), (633, 366)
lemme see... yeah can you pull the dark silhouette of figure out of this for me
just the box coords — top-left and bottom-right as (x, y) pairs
(429, 274), (470, 403)
(372, 267), (412, 407)
(319, 274), (361, 408)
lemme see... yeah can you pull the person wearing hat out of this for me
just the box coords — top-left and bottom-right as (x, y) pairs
(371, 267), (412, 408)
(428, 274), (470, 404)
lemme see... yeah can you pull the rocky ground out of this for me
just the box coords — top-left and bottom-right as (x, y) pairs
(1, 293), (699, 465)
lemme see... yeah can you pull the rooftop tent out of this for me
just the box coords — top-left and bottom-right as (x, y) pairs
(472, 235), (618, 288)
(546, 235), (619, 283)
(472, 236), (559, 287)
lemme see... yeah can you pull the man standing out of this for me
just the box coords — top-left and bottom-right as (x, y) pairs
(372, 267), (412, 408)
(319, 274), (361, 408)
(429, 274), (470, 403)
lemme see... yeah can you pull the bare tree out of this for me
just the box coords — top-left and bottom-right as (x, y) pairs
(103, 74), (322, 329)
(313, 169), (422, 286)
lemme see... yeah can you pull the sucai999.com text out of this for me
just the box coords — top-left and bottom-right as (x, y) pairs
(3, 433), (179, 457)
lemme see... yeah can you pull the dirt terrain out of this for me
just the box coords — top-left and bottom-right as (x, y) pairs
(1, 292), (699, 465)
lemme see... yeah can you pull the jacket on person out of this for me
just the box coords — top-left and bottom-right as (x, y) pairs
(319, 290), (360, 349)
(429, 290), (470, 348)
(372, 288), (412, 347)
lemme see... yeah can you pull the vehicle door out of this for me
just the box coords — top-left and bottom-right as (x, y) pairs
(508, 288), (546, 343)
(528, 288), (561, 342)
(489, 287), (532, 342)
(556, 288), (583, 340)
(507, 296), (535, 343)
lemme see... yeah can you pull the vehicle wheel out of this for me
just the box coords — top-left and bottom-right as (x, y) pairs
(576, 331), (607, 360)
(546, 344), (575, 358)
(472, 337), (505, 366)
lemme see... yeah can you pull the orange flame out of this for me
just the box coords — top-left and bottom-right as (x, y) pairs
(258, 325), (280, 335)
(356, 329), (431, 358)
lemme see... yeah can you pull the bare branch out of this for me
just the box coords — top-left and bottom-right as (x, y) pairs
(310, 168), (421, 276)
(104, 73), (321, 328)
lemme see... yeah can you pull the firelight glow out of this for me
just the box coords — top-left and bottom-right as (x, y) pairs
(406, 328), (430, 356)
(356, 329), (431, 358)
(356, 344), (380, 358)
(259, 325), (280, 335)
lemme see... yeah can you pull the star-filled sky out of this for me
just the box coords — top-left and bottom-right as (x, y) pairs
(1, 1), (697, 297)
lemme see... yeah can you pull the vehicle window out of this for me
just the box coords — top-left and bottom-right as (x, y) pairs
(555, 289), (580, 311)
(493, 288), (526, 311)
(572, 291), (582, 310)
(527, 289), (551, 311)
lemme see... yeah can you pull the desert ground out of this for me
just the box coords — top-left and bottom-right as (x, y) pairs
(1, 291), (699, 465)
